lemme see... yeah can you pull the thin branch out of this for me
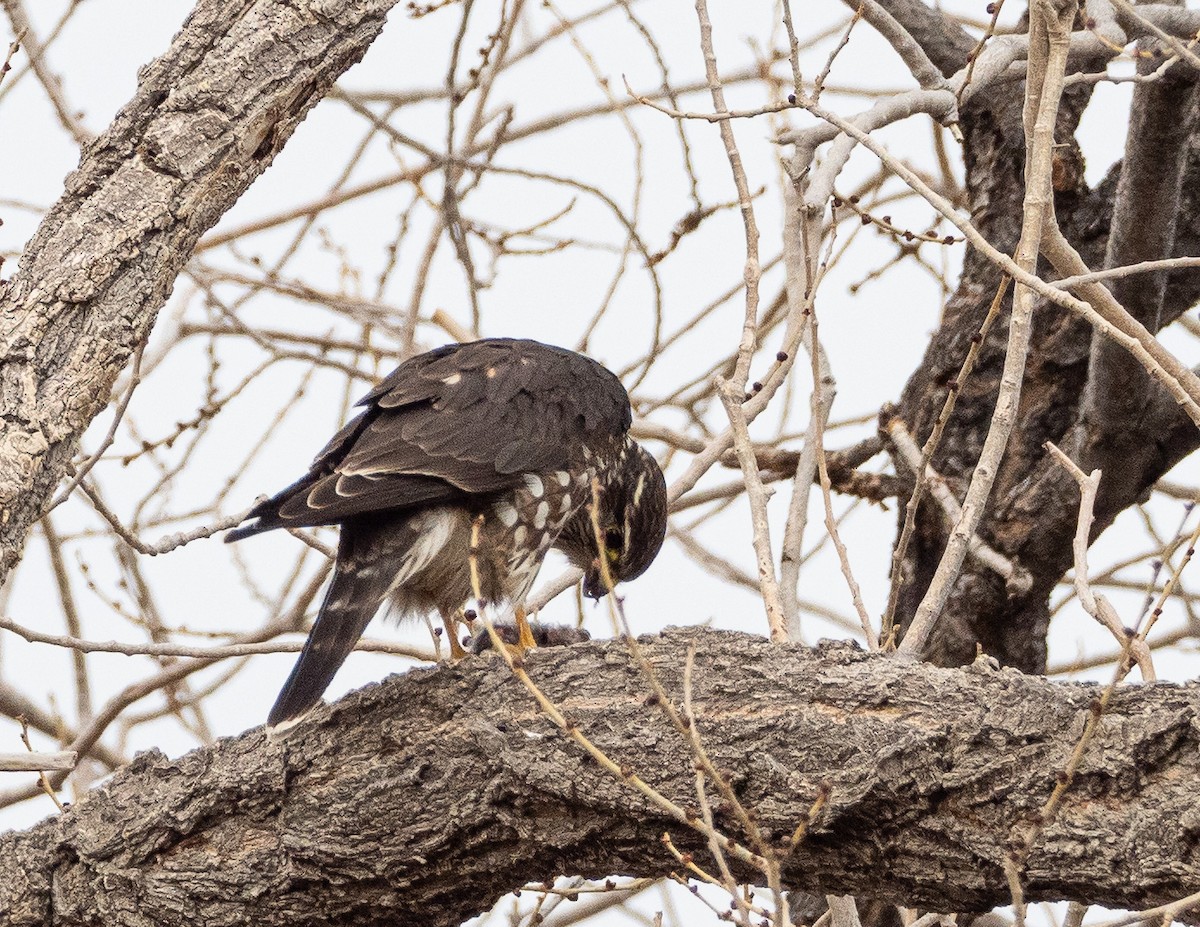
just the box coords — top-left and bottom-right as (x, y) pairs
(899, 0), (1075, 659)
(886, 417), (1032, 594)
(0, 751), (76, 773)
(1043, 442), (1155, 680)
(0, 613), (433, 662)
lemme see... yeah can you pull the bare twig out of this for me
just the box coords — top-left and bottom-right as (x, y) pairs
(0, 613), (433, 662)
(900, 0), (1080, 658)
(881, 277), (1011, 645)
(1044, 442), (1154, 680)
(886, 417), (1032, 594)
(0, 0), (90, 144)
(0, 751), (76, 773)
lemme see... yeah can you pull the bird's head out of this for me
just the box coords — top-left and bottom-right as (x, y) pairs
(560, 443), (667, 600)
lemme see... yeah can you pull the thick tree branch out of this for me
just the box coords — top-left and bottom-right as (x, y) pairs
(863, 0), (975, 76)
(0, 0), (401, 585)
(1079, 54), (1200, 445)
(2, 628), (1198, 926)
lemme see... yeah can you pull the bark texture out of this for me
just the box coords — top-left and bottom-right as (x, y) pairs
(0, 0), (401, 586)
(2, 628), (1198, 927)
(890, 36), (1200, 673)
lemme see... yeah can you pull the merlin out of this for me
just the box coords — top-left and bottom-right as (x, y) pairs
(227, 338), (667, 729)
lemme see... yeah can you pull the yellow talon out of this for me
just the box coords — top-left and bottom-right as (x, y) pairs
(441, 611), (468, 660)
(514, 605), (538, 651)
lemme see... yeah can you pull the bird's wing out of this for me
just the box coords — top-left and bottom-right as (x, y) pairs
(228, 339), (631, 538)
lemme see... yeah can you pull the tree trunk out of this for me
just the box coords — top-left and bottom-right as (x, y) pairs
(892, 73), (1200, 672)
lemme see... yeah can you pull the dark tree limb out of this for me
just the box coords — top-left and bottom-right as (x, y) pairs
(1079, 65), (1200, 450)
(0, 0), (402, 586)
(893, 60), (1200, 672)
(2, 628), (1198, 926)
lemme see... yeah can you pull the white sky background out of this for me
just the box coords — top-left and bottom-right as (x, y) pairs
(0, 0), (1195, 922)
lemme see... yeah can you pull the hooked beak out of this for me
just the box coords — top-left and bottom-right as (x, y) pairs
(583, 557), (607, 600)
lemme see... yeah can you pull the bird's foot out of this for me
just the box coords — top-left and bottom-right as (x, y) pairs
(439, 612), (469, 661)
(514, 606), (538, 651)
(468, 622), (590, 654)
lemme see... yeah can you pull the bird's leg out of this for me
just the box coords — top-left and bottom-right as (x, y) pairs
(514, 604), (538, 650)
(440, 611), (468, 660)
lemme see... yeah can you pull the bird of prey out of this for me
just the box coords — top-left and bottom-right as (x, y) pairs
(226, 338), (667, 729)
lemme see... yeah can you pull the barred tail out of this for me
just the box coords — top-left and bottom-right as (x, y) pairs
(267, 545), (388, 730)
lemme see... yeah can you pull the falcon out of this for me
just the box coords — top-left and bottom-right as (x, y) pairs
(226, 338), (668, 729)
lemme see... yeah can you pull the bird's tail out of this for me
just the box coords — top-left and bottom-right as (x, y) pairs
(267, 536), (390, 731)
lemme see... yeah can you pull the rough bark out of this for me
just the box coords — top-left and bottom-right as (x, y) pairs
(2, 628), (1198, 927)
(0, 0), (402, 586)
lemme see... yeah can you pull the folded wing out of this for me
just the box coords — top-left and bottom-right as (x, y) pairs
(226, 338), (630, 541)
